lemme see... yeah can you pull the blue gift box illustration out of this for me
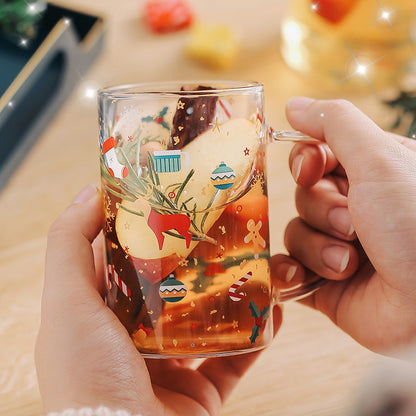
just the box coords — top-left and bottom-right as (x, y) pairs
(153, 150), (190, 173)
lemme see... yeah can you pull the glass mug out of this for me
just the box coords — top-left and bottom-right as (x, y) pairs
(281, 0), (416, 88)
(98, 81), (321, 358)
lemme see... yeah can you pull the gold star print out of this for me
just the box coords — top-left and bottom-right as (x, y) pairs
(104, 194), (115, 232)
(178, 257), (189, 267)
(232, 320), (239, 329)
(177, 101), (185, 110)
(209, 117), (220, 133)
(173, 136), (180, 145)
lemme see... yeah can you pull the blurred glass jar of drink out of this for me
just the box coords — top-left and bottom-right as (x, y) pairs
(280, 0), (416, 89)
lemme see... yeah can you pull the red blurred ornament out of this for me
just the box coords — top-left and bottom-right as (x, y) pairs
(144, 0), (193, 33)
(310, 0), (360, 24)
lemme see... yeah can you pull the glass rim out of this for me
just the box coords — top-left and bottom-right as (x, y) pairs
(98, 80), (264, 99)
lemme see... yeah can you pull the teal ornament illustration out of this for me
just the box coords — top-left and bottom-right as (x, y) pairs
(159, 275), (188, 302)
(210, 162), (236, 190)
(153, 150), (190, 173)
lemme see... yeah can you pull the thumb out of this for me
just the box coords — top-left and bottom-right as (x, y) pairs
(285, 97), (403, 185)
(43, 184), (104, 314)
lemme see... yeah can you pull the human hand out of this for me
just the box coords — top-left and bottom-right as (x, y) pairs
(35, 184), (282, 415)
(272, 97), (416, 354)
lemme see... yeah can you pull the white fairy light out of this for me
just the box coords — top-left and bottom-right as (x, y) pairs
(27, 3), (37, 13)
(374, 0), (400, 30)
(84, 87), (97, 99)
(26, 1), (47, 15)
(77, 80), (101, 104)
(357, 65), (367, 75)
(381, 11), (391, 20)
(339, 44), (388, 94)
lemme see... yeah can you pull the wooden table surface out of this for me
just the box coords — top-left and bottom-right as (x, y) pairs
(0, 0), (411, 414)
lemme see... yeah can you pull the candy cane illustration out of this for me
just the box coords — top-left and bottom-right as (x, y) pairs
(107, 264), (131, 297)
(228, 271), (252, 302)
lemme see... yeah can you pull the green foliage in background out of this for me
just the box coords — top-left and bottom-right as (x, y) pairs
(0, 0), (46, 39)
(385, 91), (416, 139)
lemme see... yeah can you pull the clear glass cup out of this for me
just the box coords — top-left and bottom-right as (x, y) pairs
(280, 0), (416, 88)
(98, 80), (323, 358)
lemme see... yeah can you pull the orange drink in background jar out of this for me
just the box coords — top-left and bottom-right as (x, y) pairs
(281, 0), (416, 88)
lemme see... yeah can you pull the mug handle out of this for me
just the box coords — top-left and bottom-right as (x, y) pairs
(269, 127), (322, 144)
(273, 278), (328, 303)
(268, 125), (328, 302)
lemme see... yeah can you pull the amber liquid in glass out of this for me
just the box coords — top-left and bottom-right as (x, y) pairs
(102, 168), (272, 357)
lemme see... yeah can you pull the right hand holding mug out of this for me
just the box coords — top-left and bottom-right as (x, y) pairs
(272, 97), (416, 354)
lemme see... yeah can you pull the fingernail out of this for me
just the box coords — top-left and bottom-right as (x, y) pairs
(328, 207), (355, 237)
(285, 265), (297, 282)
(276, 263), (298, 282)
(286, 96), (315, 112)
(322, 245), (350, 273)
(72, 184), (98, 204)
(291, 155), (304, 182)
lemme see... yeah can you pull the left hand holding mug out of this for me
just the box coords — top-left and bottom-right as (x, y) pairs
(35, 184), (283, 415)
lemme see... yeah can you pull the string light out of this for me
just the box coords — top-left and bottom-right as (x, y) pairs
(381, 11), (390, 20)
(84, 87), (97, 99)
(77, 81), (100, 104)
(339, 43), (388, 94)
(356, 65), (367, 75)
(374, 0), (399, 30)
(338, 0), (405, 94)
(27, 3), (37, 13)
(26, 1), (47, 15)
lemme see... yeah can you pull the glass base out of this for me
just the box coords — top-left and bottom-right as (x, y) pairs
(140, 342), (268, 359)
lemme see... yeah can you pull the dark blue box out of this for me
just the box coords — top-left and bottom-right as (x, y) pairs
(0, 3), (105, 189)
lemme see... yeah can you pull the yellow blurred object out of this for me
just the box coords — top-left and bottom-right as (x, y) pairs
(186, 22), (238, 69)
(280, 0), (416, 89)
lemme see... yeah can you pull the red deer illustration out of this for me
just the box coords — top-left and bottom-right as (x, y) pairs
(147, 208), (193, 250)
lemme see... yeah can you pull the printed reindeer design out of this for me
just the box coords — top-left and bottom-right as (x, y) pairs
(146, 206), (193, 250)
